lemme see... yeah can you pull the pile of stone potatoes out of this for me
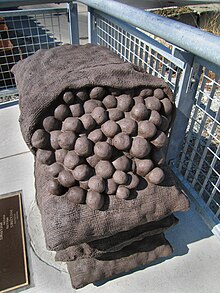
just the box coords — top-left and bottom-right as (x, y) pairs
(31, 85), (173, 210)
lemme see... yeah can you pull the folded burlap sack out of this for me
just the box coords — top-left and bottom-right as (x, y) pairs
(67, 233), (172, 289)
(12, 44), (189, 251)
(55, 214), (178, 261)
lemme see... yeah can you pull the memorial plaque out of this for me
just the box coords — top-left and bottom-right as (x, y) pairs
(0, 191), (28, 293)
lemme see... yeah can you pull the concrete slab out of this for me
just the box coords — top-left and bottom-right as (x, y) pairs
(0, 105), (220, 293)
(0, 104), (29, 159)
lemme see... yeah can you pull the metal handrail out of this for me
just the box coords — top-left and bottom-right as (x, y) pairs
(0, 7), (67, 16)
(80, 0), (220, 67)
(0, 0), (70, 7)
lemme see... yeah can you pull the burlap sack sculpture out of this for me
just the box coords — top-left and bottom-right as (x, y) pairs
(12, 44), (189, 289)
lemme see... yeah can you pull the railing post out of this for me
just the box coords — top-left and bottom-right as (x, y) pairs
(88, 7), (97, 44)
(67, 2), (79, 45)
(166, 49), (202, 165)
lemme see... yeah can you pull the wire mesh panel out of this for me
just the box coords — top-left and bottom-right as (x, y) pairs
(93, 11), (183, 95)
(0, 7), (69, 96)
(177, 62), (220, 220)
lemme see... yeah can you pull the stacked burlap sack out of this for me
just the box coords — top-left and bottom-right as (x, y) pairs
(12, 44), (189, 289)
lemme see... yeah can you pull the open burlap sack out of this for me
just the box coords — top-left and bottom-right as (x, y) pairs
(11, 44), (173, 152)
(67, 233), (172, 289)
(12, 44), (189, 251)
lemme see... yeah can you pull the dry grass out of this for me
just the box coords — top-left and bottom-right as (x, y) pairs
(202, 12), (220, 36)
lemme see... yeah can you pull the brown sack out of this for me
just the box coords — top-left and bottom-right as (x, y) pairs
(12, 44), (189, 251)
(67, 233), (172, 289)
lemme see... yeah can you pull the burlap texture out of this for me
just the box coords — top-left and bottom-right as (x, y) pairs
(35, 159), (188, 250)
(67, 233), (172, 289)
(11, 44), (173, 153)
(55, 214), (178, 261)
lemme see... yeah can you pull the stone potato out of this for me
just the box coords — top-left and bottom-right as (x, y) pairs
(125, 172), (139, 189)
(94, 141), (113, 160)
(67, 186), (86, 204)
(95, 160), (115, 179)
(108, 108), (124, 121)
(116, 186), (130, 199)
(88, 176), (106, 193)
(160, 98), (173, 116)
(74, 136), (93, 157)
(92, 106), (108, 125)
(112, 155), (131, 172)
(36, 149), (55, 165)
(133, 96), (144, 105)
(58, 131), (77, 150)
(139, 88), (153, 98)
(117, 118), (137, 136)
(145, 96), (161, 111)
(147, 167), (165, 184)
(43, 116), (61, 132)
(63, 91), (75, 105)
(62, 117), (83, 133)
(86, 190), (104, 210)
(70, 103), (84, 117)
(149, 110), (162, 127)
(79, 180), (89, 190)
(112, 133), (131, 151)
(64, 151), (82, 169)
(130, 136), (151, 158)
(84, 99), (102, 113)
(150, 131), (167, 148)
(113, 170), (128, 185)
(48, 179), (66, 195)
(105, 178), (118, 195)
(135, 159), (154, 176)
(131, 103), (150, 121)
(116, 94), (134, 112)
(86, 154), (100, 168)
(102, 95), (117, 108)
(54, 104), (71, 121)
(80, 114), (96, 131)
(31, 129), (50, 149)
(88, 129), (105, 143)
(58, 169), (76, 188)
(76, 89), (89, 102)
(55, 149), (68, 164)
(138, 121), (157, 139)
(48, 162), (63, 177)
(154, 88), (165, 100)
(101, 120), (120, 138)
(50, 130), (61, 150)
(72, 164), (92, 181)
(90, 86), (106, 100)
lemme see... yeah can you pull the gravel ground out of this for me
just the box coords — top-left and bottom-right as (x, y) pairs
(0, 93), (19, 103)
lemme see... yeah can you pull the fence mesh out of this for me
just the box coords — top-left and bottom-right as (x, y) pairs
(177, 67), (220, 219)
(95, 13), (182, 94)
(0, 8), (68, 93)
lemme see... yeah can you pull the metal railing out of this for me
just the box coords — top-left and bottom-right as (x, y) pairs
(0, 0), (219, 238)
(0, 2), (79, 103)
